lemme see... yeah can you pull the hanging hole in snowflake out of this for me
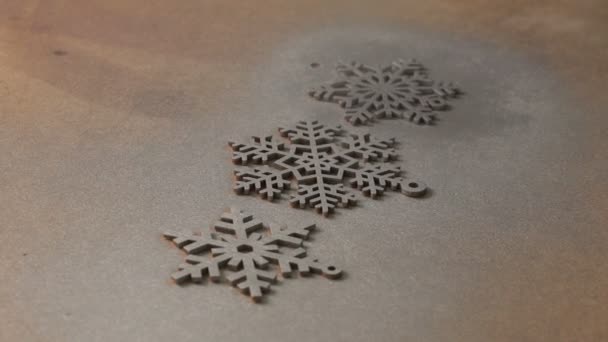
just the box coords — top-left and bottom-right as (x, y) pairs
(310, 62), (320, 68)
(426, 97), (446, 109)
(401, 180), (428, 198)
(236, 244), (254, 253)
(323, 265), (342, 279)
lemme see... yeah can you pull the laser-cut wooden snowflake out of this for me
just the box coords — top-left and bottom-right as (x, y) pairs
(309, 59), (460, 125)
(229, 120), (427, 216)
(164, 208), (341, 302)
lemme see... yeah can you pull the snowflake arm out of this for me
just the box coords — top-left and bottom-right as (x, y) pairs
(371, 100), (405, 119)
(348, 165), (428, 198)
(163, 231), (229, 283)
(344, 106), (375, 125)
(307, 60), (377, 104)
(225, 257), (277, 301)
(261, 248), (342, 279)
(262, 222), (314, 247)
(261, 223), (342, 278)
(338, 133), (397, 162)
(391, 58), (427, 77)
(233, 167), (291, 201)
(229, 136), (286, 165)
(336, 61), (376, 77)
(290, 183), (356, 216)
(308, 81), (350, 104)
(213, 208), (264, 239)
(163, 231), (225, 254)
(348, 165), (401, 198)
(403, 106), (435, 124)
(278, 120), (341, 154)
(170, 254), (230, 283)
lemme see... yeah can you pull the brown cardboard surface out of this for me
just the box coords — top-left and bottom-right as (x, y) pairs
(1, 1), (607, 341)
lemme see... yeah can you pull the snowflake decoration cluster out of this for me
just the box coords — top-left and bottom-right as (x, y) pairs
(164, 208), (341, 301)
(309, 59), (460, 125)
(229, 120), (427, 216)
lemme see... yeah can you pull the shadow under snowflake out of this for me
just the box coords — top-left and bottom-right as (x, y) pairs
(229, 120), (427, 216)
(309, 59), (460, 125)
(164, 208), (341, 302)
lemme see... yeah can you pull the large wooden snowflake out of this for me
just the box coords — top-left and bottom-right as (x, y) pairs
(309, 59), (460, 125)
(229, 120), (427, 216)
(164, 208), (341, 302)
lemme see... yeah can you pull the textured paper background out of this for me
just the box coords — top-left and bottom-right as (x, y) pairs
(1, 1), (607, 341)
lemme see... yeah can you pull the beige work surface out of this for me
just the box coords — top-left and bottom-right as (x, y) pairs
(1, 1), (607, 341)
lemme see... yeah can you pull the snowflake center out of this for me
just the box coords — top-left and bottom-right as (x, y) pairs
(236, 243), (254, 254)
(364, 75), (400, 95)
